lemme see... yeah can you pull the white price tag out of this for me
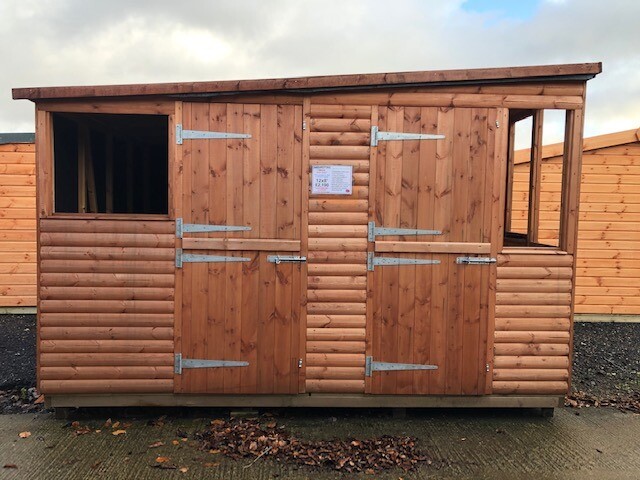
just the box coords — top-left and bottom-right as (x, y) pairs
(311, 165), (353, 195)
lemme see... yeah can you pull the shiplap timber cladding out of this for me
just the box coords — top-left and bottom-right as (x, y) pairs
(177, 103), (303, 394)
(16, 63), (601, 406)
(0, 141), (36, 308)
(512, 129), (640, 314)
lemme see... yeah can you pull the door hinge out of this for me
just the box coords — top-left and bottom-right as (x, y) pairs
(370, 126), (445, 147)
(298, 359), (303, 368)
(174, 353), (249, 374)
(496, 121), (500, 128)
(367, 252), (440, 271)
(175, 124), (251, 145)
(455, 256), (497, 265)
(176, 218), (251, 239)
(302, 121), (307, 131)
(176, 248), (250, 268)
(486, 363), (490, 372)
(365, 356), (438, 377)
(368, 221), (441, 242)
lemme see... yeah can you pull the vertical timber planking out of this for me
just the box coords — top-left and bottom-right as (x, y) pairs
(258, 105), (278, 393)
(240, 104), (261, 393)
(205, 103), (228, 393)
(224, 104), (244, 393)
(396, 107), (420, 394)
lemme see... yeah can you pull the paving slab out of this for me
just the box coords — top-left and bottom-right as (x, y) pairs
(1, 407), (639, 479)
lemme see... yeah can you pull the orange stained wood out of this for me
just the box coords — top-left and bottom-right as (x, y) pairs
(36, 218), (175, 394)
(177, 103), (303, 394)
(0, 141), (36, 307)
(305, 103), (371, 393)
(368, 106), (499, 395)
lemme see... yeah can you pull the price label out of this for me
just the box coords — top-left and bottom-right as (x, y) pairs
(311, 165), (353, 195)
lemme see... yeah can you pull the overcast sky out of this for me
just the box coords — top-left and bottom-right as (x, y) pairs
(1, 0), (638, 145)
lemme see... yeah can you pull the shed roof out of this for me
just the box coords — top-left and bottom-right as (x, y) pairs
(0, 132), (35, 144)
(515, 126), (640, 164)
(13, 63), (601, 101)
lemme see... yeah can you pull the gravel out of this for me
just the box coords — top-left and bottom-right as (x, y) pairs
(0, 314), (638, 412)
(0, 314), (36, 390)
(571, 321), (640, 397)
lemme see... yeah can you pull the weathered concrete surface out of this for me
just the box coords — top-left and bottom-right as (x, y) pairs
(0, 407), (639, 479)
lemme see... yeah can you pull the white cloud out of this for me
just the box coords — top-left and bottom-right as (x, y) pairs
(1, 0), (638, 141)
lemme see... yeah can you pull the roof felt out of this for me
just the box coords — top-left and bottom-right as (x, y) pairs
(0, 132), (35, 144)
(13, 63), (602, 101)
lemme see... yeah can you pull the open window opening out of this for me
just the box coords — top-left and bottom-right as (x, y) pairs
(504, 109), (567, 248)
(52, 112), (168, 214)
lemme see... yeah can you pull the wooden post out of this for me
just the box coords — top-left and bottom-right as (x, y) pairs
(77, 125), (87, 213)
(527, 110), (544, 245)
(126, 142), (134, 213)
(84, 129), (98, 213)
(105, 134), (114, 213)
(559, 109), (584, 254)
(142, 146), (150, 212)
(504, 120), (516, 233)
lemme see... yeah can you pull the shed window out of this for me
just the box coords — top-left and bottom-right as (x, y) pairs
(52, 113), (168, 214)
(504, 109), (566, 248)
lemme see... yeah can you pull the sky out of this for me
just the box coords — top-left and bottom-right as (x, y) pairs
(1, 0), (639, 145)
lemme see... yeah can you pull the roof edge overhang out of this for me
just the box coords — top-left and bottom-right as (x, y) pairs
(12, 62), (602, 102)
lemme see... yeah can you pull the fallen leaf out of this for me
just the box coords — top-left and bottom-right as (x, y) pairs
(18, 432), (31, 439)
(209, 449), (220, 454)
(172, 440), (180, 446)
(204, 462), (220, 468)
(3, 464), (18, 469)
(122, 422), (132, 429)
(34, 395), (45, 405)
(156, 457), (171, 464)
(149, 441), (165, 449)
(181, 438), (188, 442)
(111, 421), (120, 429)
(95, 430), (102, 433)
(179, 467), (189, 473)
(266, 421), (276, 428)
(112, 430), (127, 436)
(211, 419), (225, 426)
(104, 418), (112, 428)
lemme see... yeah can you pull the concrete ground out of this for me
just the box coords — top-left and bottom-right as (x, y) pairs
(0, 407), (638, 479)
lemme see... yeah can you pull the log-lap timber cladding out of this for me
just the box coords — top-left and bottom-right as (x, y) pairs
(14, 63), (601, 407)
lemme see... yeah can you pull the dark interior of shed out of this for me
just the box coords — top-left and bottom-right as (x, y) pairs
(52, 112), (168, 214)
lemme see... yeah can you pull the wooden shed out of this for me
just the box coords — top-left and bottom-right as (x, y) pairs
(511, 127), (640, 316)
(0, 133), (36, 312)
(13, 62), (601, 409)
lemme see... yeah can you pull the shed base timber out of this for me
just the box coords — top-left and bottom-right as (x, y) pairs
(46, 394), (563, 409)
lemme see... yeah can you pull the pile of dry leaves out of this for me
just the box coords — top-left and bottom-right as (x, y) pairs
(566, 391), (640, 414)
(197, 417), (432, 473)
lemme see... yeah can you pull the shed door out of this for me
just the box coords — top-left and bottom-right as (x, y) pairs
(176, 103), (303, 394)
(367, 106), (499, 395)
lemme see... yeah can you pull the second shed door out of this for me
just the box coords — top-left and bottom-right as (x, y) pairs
(367, 106), (500, 395)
